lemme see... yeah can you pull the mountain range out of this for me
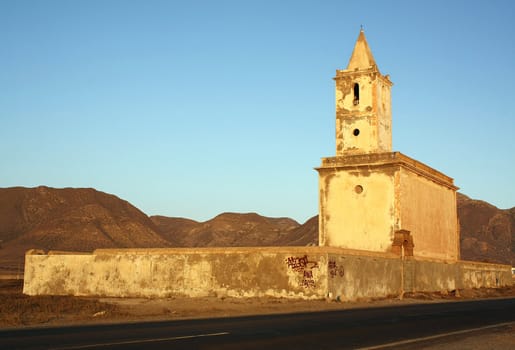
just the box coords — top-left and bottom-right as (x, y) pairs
(0, 186), (512, 275)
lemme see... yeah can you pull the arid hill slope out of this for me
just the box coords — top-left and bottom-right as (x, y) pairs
(0, 187), (513, 276)
(458, 193), (514, 265)
(0, 186), (172, 274)
(151, 212), (299, 247)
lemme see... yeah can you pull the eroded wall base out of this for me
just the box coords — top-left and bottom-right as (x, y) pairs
(23, 247), (512, 301)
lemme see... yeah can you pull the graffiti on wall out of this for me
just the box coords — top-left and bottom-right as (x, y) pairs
(328, 260), (345, 278)
(285, 255), (319, 288)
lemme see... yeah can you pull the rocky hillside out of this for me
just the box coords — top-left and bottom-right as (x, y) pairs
(0, 186), (172, 274)
(0, 187), (513, 276)
(458, 193), (514, 265)
(150, 212), (300, 247)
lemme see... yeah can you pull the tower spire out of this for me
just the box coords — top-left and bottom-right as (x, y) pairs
(346, 28), (377, 71)
(333, 30), (392, 155)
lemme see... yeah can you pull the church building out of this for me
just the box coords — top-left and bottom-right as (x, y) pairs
(317, 29), (460, 262)
(22, 30), (511, 301)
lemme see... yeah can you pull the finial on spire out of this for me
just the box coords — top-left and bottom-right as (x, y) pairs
(360, 24), (364, 32)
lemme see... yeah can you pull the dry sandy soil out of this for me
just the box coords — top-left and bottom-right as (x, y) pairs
(1, 279), (515, 329)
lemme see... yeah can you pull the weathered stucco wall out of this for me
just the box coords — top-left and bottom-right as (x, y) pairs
(403, 259), (458, 293)
(24, 247), (330, 299)
(398, 168), (459, 261)
(318, 153), (459, 262)
(459, 260), (512, 289)
(326, 252), (402, 301)
(24, 248), (511, 301)
(318, 165), (396, 252)
(335, 72), (392, 156)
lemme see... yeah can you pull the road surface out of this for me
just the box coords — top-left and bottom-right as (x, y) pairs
(1, 298), (514, 349)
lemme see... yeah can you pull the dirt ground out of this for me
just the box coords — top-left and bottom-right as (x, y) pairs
(1, 279), (515, 329)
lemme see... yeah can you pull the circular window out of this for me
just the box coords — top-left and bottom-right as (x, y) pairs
(355, 185), (363, 194)
(353, 129), (360, 136)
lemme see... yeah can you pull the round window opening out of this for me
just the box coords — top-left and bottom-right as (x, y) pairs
(353, 129), (360, 136)
(355, 185), (363, 194)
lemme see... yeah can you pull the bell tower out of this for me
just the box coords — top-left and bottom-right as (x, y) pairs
(335, 29), (393, 155)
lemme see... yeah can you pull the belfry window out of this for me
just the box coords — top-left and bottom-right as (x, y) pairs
(353, 83), (359, 105)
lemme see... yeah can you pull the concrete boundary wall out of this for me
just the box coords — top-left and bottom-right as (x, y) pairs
(23, 248), (512, 301)
(459, 260), (513, 289)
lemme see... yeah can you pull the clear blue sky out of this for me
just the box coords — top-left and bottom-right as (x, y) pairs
(1, 0), (514, 223)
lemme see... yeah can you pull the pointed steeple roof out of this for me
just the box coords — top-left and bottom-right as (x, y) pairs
(346, 29), (377, 71)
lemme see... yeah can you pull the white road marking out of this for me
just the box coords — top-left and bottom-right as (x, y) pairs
(50, 331), (230, 349)
(357, 321), (514, 350)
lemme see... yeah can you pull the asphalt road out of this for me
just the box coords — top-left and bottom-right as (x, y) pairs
(2, 298), (515, 350)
